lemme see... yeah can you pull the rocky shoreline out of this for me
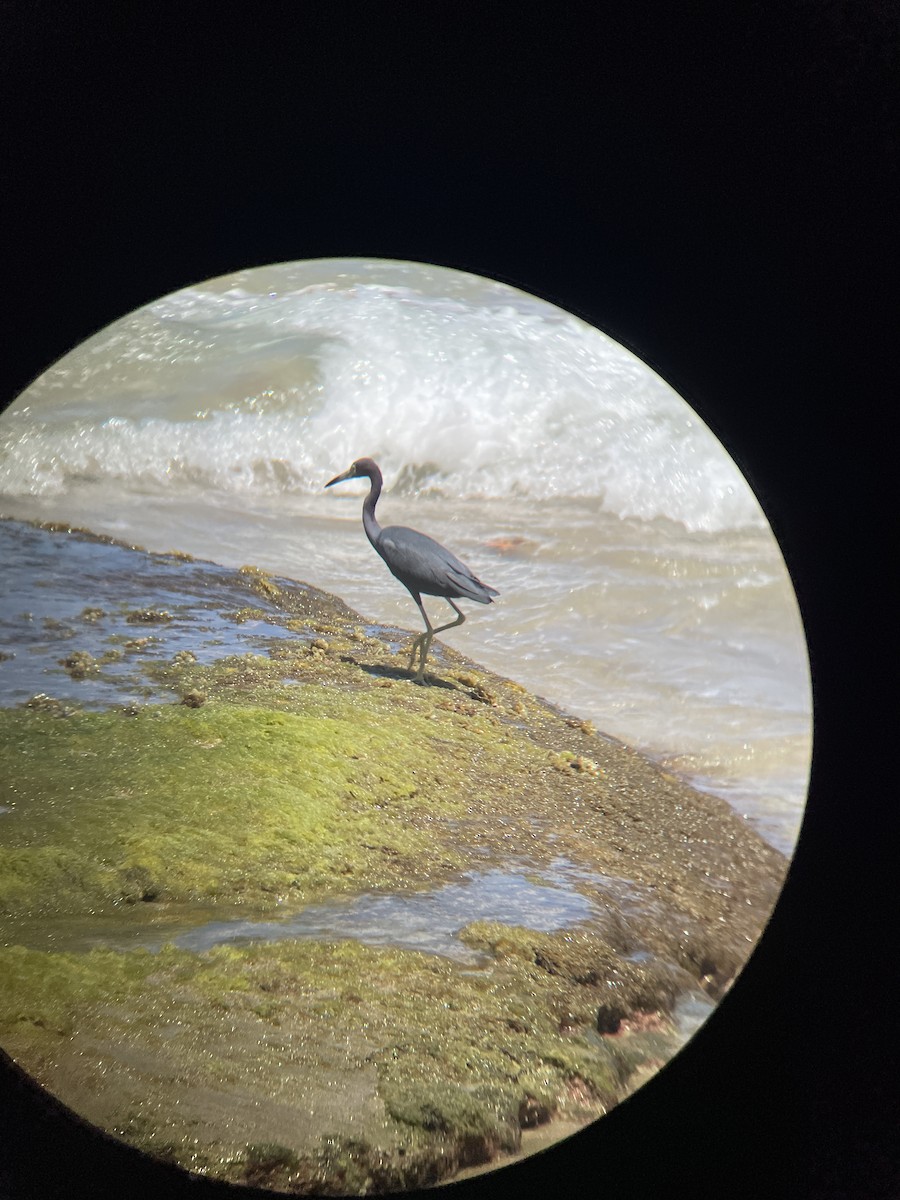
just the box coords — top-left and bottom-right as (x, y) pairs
(0, 521), (787, 1192)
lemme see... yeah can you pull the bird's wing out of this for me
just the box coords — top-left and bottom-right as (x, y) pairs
(377, 526), (497, 601)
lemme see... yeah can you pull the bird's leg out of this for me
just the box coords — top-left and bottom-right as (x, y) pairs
(409, 596), (434, 682)
(431, 599), (467, 637)
(411, 599), (466, 683)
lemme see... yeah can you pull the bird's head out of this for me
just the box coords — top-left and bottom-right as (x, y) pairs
(325, 458), (379, 488)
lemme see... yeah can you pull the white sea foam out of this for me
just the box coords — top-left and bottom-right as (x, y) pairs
(2, 270), (763, 532)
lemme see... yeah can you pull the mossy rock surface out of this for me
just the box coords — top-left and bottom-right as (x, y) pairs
(0, 693), (542, 918)
(0, 522), (789, 1191)
(0, 932), (659, 1191)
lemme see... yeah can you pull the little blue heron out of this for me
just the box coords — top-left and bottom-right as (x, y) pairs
(325, 458), (499, 683)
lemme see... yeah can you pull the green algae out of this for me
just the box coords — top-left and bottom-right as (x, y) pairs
(0, 659), (557, 922)
(124, 608), (174, 624)
(21, 693), (76, 717)
(0, 942), (151, 1035)
(459, 921), (690, 1033)
(0, 931), (671, 1189)
(59, 649), (101, 679)
(0, 669), (785, 1190)
(0, 522), (791, 1191)
(237, 564), (283, 601)
(0, 695), (515, 917)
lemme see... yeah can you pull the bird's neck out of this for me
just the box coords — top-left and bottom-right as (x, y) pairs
(362, 466), (383, 547)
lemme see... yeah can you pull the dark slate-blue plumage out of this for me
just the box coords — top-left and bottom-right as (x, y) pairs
(325, 457), (498, 681)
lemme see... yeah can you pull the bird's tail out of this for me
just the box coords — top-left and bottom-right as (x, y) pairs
(451, 569), (499, 604)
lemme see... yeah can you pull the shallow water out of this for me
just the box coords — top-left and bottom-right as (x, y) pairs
(0, 259), (812, 855)
(170, 862), (604, 962)
(0, 518), (301, 709)
(0, 855), (628, 965)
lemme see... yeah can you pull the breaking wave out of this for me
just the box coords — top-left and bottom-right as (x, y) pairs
(1, 261), (764, 533)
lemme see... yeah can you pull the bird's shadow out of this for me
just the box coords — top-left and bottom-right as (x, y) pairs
(357, 661), (464, 691)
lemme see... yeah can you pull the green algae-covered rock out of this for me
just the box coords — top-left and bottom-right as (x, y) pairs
(0, 697), (488, 917)
(0, 523), (789, 1192)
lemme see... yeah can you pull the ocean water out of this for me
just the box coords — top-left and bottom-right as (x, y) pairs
(0, 258), (811, 855)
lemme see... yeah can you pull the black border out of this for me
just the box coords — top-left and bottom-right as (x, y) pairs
(1, 5), (895, 1198)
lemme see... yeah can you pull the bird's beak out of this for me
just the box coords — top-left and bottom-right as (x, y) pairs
(325, 466), (354, 489)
